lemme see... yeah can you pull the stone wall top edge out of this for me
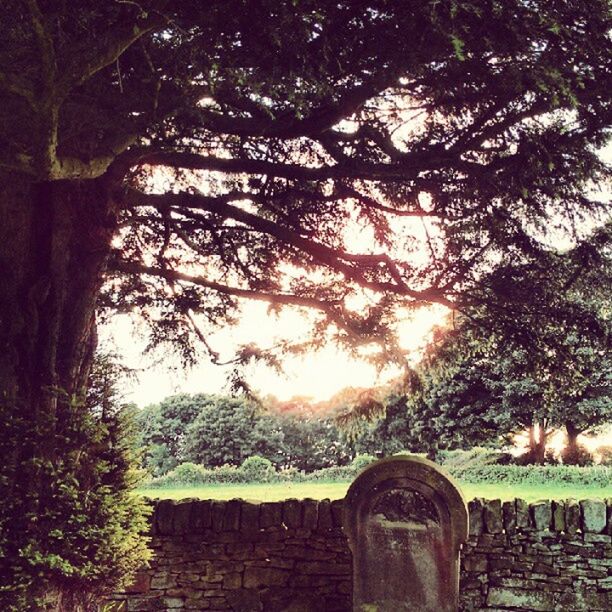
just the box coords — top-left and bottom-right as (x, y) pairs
(145, 496), (612, 536)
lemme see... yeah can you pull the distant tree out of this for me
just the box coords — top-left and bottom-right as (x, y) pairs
(182, 396), (285, 467)
(136, 393), (216, 475)
(351, 395), (412, 457)
(275, 413), (353, 471)
(399, 231), (612, 462)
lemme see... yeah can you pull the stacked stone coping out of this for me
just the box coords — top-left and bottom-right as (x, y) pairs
(110, 496), (612, 611)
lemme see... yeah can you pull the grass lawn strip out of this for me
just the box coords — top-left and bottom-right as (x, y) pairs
(138, 481), (612, 503)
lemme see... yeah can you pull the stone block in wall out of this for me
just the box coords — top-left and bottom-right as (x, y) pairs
(552, 501), (565, 532)
(515, 498), (530, 530)
(317, 499), (333, 531)
(462, 554), (488, 572)
(502, 500), (516, 534)
(330, 499), (344, 528)
(565, 498), (580, 534)
(150, 572), (178, 589)
(172, 499), (196, 534)
(531, 501), (552, 532)
(283, 499), (303, 529)
(211, 501), (226, 532)
(556, 588), (612, 610)
(302, 499), (318, 530)
(155, 499), (177, 535)
(484, 499), (503, 534)
(240, 501), (260, 532)
(191, 500), (212, 532)
(260, 502), (282, 528)
(223, 572), (243, 589)
(243, 566), (290, 588)
(226, 588), (263, 611)
(580, 499), (606, 533)
(606, 499), (612, 536)
(224, 499), (242, 531)
(486, 586), (555, 611)
(468, 498), (484, 536)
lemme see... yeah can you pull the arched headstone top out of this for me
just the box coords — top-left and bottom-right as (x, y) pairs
(343, 455), (469, 612)
(345, 454), (468, 547)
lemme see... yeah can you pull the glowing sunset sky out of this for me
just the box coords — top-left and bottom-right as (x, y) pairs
(101, 302), (446, 407)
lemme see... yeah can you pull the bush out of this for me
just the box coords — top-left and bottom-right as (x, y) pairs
(560, 444), (594, 466)
(147, 463), (248, 487)
(0, 355), (151, 610)
(437, 447), (513, 469)
(351, 454), (376, 472)
(597, 445), (612, 466)
(169, 462), (209, 485)
(240, 456), (276, 482)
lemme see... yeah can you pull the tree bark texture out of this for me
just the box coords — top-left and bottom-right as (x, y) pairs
(0, 176), (116, 410)
(0, 175), (117, 606)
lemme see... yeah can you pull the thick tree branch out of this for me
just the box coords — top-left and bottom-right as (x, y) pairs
(107, 147), (447, 185)
(198, 72), (397, 139)
(111, 258), (397, 344)
(57, 4), (169, 97)
(123, 188), (453, 305)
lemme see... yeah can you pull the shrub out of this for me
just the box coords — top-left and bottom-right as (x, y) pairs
(438, 447), (513, 469)
(147, 462), (248, 486)
(240, 456), (276, 482)
(0, 355), (151, 611)
(597, 445), (612, 466)
(351, 454), (376, 472)
(560, 444), (594, 466)
(303, 465), (354, 481)
(169, 462), (209, 485)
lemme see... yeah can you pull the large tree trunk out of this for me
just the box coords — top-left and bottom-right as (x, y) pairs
(525, 421), (548, 465)
(0, 176), (116, 405)
(562, 420), (590, 465)
(0, 174), (117, 607)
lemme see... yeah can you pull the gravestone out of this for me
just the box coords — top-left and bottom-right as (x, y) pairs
(343, 455), (468, 612)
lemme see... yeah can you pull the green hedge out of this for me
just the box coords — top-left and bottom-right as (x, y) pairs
(144, 454), (611, 489)
(145, 455), (376, 487)
(448, 464), (611, 487)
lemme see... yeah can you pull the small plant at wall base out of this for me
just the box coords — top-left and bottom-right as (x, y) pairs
(0, 355), (151, 611)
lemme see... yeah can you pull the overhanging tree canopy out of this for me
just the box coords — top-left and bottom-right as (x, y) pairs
(1, 0), (610, 409)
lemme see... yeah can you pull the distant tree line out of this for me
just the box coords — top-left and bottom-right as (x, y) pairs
(136, 393), (357, 476)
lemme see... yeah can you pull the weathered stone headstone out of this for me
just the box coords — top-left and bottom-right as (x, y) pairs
(344, 455), (468, 612)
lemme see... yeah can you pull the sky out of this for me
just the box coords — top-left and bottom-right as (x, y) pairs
(100, 303), (446, 407)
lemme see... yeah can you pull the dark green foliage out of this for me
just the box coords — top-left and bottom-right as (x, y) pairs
(436, 447), (514, 469)
(136, 393), (218, 475)
(181, 396), (284, 468)
(274, 413), (353, 471)
(0, 355), (151, 610)
(239, 456), (276, 483)
(360, 234), (612, 462)
(143, 453), (609, 489)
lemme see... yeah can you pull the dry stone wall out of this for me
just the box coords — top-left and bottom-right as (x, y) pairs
(109, 497), (612, 611)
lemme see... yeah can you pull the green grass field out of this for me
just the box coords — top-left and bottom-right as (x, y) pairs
(138, 480), (611, 503)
